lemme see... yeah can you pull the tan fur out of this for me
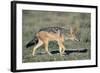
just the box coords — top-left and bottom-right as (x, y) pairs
(32, 27), (79, 56)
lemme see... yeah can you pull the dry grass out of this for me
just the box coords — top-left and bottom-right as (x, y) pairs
(22, 10), (91, 63)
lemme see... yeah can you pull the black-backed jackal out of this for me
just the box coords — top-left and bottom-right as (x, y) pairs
(26, 27), (79, 56)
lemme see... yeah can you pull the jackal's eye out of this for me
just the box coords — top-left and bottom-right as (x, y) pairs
(67, 33), (73, 37)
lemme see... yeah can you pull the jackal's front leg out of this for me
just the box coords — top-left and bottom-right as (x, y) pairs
(61, 44), (66, 54)
(58, 42), (65, 56)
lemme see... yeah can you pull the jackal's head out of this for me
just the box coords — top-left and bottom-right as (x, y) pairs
(65, 26), (80, 41)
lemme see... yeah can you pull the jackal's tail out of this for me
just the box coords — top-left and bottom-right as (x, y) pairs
(26, 36), (38, 48)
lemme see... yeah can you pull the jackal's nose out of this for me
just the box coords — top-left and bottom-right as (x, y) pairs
(78, 39), (80, 42)
(75, 38), (80, 42)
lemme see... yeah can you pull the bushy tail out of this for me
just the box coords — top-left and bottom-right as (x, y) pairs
(26, 36), (38, 48)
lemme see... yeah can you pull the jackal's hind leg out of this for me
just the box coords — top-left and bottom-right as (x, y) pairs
(44, 42), (52, 56)
(32, 39), (43, 56)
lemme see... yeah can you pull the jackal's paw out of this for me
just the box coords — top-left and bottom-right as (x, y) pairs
(48, 52), (52, 56)
(32, 53), (35, 57)
(60, 53), (65, 56)
(60, 54), (65, 56)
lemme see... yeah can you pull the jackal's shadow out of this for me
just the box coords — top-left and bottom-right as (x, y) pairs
(37, 48), (88, 55)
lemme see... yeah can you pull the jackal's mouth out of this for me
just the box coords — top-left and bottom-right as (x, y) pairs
(65, 37), (79, 41)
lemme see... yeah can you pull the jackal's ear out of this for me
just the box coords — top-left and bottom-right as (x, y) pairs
(70, 26), (79, 35)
